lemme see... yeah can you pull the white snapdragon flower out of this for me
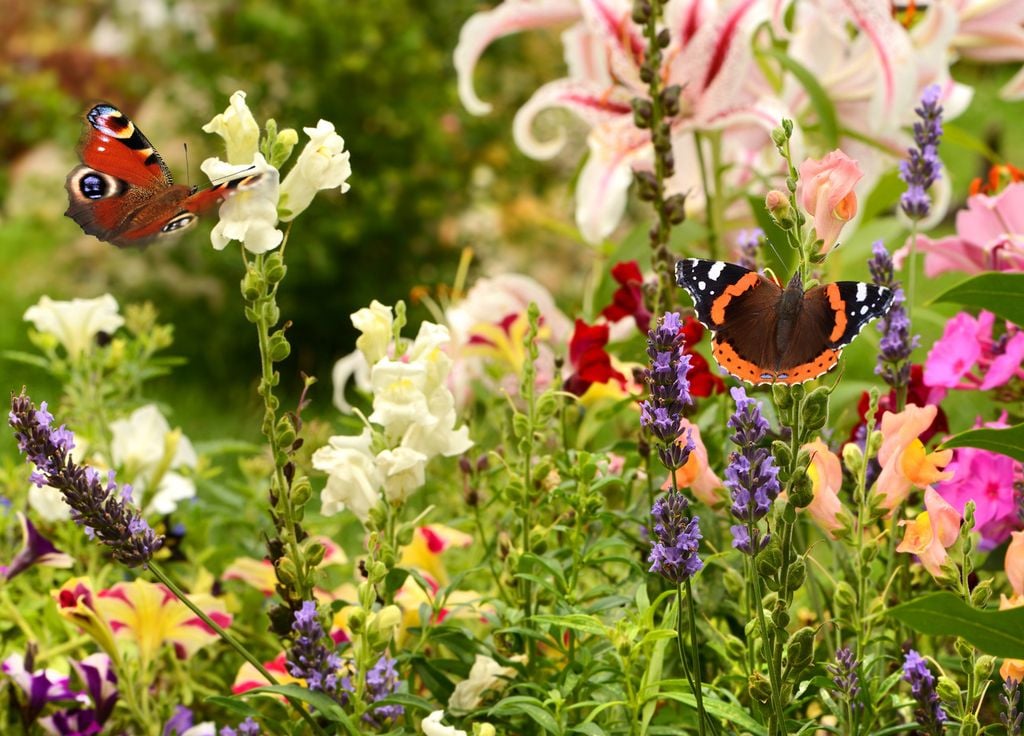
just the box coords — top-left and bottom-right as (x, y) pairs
(448, 654), (519, 714)
(28, 484), (72, 523)
(312, 429), (383, 521)
(352, 300), (394, 365)
(421, 711), (468, 736)
(23, 294), (124, 357)
(368, 360), (432, 440)
(110, 405), (198, 515)
(200, 153), (283, 254)
(331, 350), (371, 413)
(376, 446), (428, 503)
(202, 90), (260, 165)
(279, 119), (352, 221)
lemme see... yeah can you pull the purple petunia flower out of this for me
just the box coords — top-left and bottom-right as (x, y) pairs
(902, 649), (946, 734)
(640, 312), (694, 471)
(899, 85), (943, 220)
(648, 491), (703, 583)
(724, 387), (779, 553)
(8, 392), (163, 567)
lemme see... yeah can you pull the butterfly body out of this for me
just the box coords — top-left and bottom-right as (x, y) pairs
(65, 104), (258, 248)
(676, 258), (893, 385)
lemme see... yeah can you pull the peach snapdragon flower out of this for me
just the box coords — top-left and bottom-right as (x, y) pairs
(803, 439), (850, 539)
(896, 487), (961, 577)
(662, 419), (723, 507)
(874, 404), (953, 511)
(796, 150), (863, 250)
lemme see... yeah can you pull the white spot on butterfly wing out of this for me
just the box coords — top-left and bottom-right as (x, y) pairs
(698, 280), (706, 290)
(856, 282), (867, 302)
(860, 305), (868, 315)
(708, 261), (726, 280)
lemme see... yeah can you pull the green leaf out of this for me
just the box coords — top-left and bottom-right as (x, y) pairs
(887, 592), (1024, 657)
(649, 688), (767, 735)
(239, 685), (358, 732)
(489, 696), (560, 734)
(531, 613), (608, 637)
(571, 722), (607, 736)
(940, 422), (1024, 463)
(760, 48), (839, 148)
(932, 272), (1024, 326)
(203, 695), (260, 717)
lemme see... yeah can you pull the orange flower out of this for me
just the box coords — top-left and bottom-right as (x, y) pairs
(896, 487), (961, 577)
(802, 439), (849, 539)
(662, 419), (724, 506)
(96, 579), (231, 668)
(1006, 531), (1024, 596)
(875, 404), (953, 511)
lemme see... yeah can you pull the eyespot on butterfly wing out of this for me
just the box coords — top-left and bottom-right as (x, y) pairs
(65, 103), (261, 248)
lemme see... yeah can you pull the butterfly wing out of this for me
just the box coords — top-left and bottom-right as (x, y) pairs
(78, 104), (172, 187)
(772, 281), (894, 384)
(676, 258), (785, 384)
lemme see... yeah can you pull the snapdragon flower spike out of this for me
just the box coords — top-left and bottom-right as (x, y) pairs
(8, 392), (163, 567)
(902, 649), (946, 734)
(648, 491), (703, 583)
(868, 242), (919, 390)
(826, 647), (862, 711)
(286, 601), (345, 702)
(363, 656), (404, 726)
(724, 387), (780, 553)
(899, 84), (943, 220)
(640, 312), (694, 471)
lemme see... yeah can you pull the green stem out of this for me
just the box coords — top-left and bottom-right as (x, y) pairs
(684, 579), (710, 736)
(694, 133), (719, 261)
(148, 563), (328, 736)
(748, 532), (786, 735)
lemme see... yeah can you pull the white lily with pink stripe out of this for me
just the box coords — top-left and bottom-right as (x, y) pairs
(455, 0), (788, 243)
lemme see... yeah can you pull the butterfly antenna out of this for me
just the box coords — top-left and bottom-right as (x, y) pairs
(183, 143), (191, 190)
(208, 164), (259, 185)
(764, 237), (785, 273)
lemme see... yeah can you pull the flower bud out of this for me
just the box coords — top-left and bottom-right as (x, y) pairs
(786, 627), (815, 671)
(802, 388), (830, 432)
(632, 98), (653, 129)
(765, 190), (794, 229)
(661, 85), (681, 117)
(725, 635), (746, 660)
(771, 125), (788, 148)
(664, 193), (686, 224)
(635, 170), (659, 201)
(866, 429), (882, 457)
(276, 557), (297, 585)
(842, 442), (864, 476)
(935, 675), (961, 704)
(631, 0), (651, 24)
(788, 558), (806, 589)
(368, 604), (402, 648)
(771, 606), (790, 630)
(264, 252), (287, 284)
(347, 608), (366, 634)
(974, 655), (995, 680)
(970, 579), (993, 608)
(657, 28), (671, 48)
(955, 637), (974, 660)
(834, 581), (855, 611)
(290, 478), (312, 508)
(474, 725), (497, 736)
(748, 672), (772, 703)
(772, 384), (793, 410)
(268, 331), (291, 362)
(241, 269), (264, 301)
(959, 715), (979, 736)
(269, 127), (299, 170)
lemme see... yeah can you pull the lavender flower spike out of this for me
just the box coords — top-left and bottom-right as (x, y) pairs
(899, 84), (943, 220)
(286, 601), (344, 702)
(8, 391), (163, 567)
(902, 649), (946, 734)
(640, 312), (693, 472)
(1003, 678), (1023, 736)
(827, 647), (862, 711)
(724, 387), (780, 553)
(649, 491), (703, 583)
(868, 241), (919, 390)
(364, 655), (404, 726)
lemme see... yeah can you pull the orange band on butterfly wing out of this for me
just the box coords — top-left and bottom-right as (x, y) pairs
(709, 272), (761, 326)
(825, 283), (847, 343)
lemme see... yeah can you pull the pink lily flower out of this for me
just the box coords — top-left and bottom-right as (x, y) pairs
(952, 0), (1024, 99)
(455, 0), (789, 242)
(900, 183), (1024, 277)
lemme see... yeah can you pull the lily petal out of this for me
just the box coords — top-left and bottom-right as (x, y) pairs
(513, 79), (633, 160)
(455, 0), (582, 115)
(575, 121), (649, 243)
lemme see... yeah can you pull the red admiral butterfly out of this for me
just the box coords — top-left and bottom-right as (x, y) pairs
(676, 258), (893, 385)
(65, 104), (260, 248)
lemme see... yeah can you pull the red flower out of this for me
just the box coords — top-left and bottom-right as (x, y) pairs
(600, 261), (651, 334)
(564, 319), (626, 397)
(687, 350), (725, 397)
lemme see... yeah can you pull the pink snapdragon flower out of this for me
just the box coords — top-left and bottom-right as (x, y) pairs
(874, 403), (953, 511)
(936, 416), (1023, 549)
(1005, 531), (1024, 596)
(802, 439), (850, 539)
(923, 310), (1024, 391)
(796, 150), (863, 249)
(902, 182), (1024, 276)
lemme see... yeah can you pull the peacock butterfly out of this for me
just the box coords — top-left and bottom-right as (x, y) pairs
(65, 103), (259, 248)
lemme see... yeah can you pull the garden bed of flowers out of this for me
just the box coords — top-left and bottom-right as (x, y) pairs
(4, 1), (1024, 735)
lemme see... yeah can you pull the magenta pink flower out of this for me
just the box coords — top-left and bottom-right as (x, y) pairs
(924, 310), (1024, 390)
(936, 417), (1023, 549)
(901, 182), (1024, 277)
